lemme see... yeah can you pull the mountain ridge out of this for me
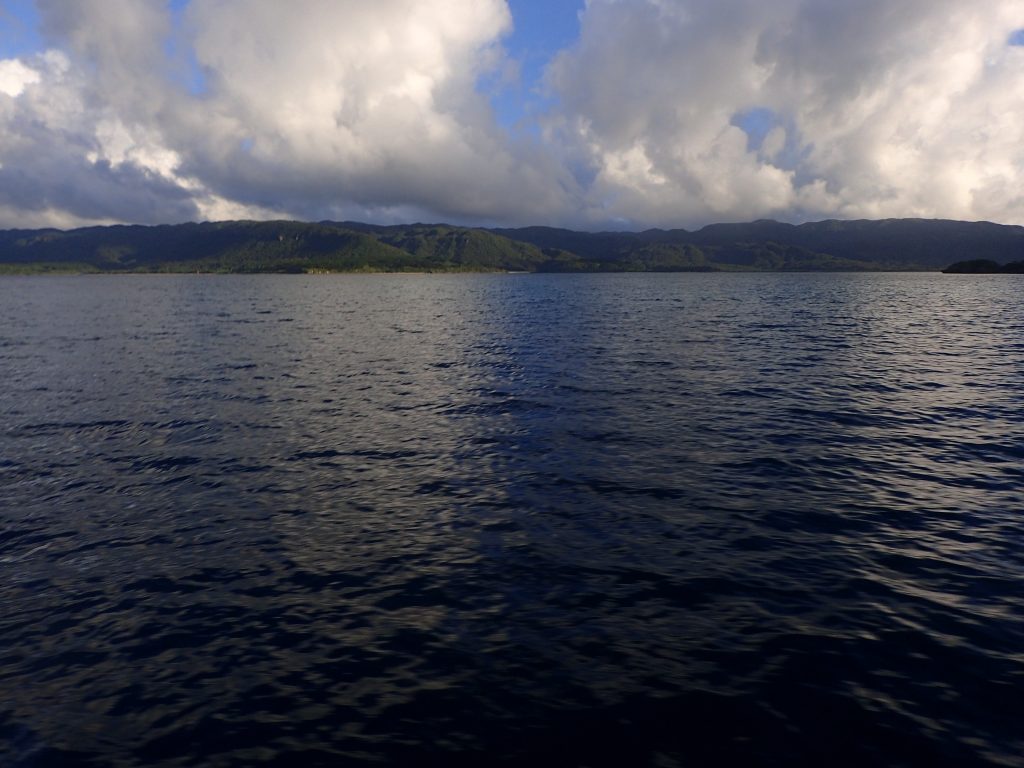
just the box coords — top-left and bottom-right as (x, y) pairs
(1, 218), (1022, 273)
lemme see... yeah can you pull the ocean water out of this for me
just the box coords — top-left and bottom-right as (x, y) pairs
(1, 272), (1022, 767)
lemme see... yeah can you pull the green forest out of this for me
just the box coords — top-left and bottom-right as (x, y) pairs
(1, 218), (1022, 274)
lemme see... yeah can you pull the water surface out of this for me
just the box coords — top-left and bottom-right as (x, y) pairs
(2, 273), (1023, 766)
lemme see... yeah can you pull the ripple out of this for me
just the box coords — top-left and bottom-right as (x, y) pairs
(1, 273), (1022, 767)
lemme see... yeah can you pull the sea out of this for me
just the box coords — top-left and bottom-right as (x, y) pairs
(1, 272), (1022, 767)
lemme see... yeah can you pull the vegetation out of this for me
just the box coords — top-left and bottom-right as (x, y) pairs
(1, 217), (1022, 274)
(494, 218), (1024, 271)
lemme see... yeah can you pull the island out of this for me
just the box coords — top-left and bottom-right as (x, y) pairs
(942, 259), (1024, 274)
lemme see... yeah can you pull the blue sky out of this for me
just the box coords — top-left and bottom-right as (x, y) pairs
(0, 0), (40, 57)
(494, 0), (583, 129)
(1, 1), (1023, 230)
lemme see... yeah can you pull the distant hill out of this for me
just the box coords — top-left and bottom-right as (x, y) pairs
(493, 218), (1024, 271)
(0, 221), (547, 274)
(1, 217), (1022, 273)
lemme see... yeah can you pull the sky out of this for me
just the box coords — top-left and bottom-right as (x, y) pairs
(0, 0), (1023, 231)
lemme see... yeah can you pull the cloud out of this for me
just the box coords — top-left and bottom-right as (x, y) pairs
(170, 0), (575, 222)
(0, 0), (576, 228)
(0, 47), (202, 227)
(547, 0), (1024, 227)
(0, 0), (1022, 229)
(0, 0), (204, 227)
(0, 58), (40, 97)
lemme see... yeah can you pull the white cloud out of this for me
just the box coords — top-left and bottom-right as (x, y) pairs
(167, 0), (576, 222)
(0, 0), (1022, 229)
(547, 0), (1024, 227)
(0, 41), (200, 226)
(0, 59), (40, 97)
(0, 0), (577, 228)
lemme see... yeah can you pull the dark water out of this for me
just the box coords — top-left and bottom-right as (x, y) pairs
(2, 273), (1023, 767)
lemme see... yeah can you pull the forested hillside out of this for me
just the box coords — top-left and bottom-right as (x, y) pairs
(2, 218), (1022, 273)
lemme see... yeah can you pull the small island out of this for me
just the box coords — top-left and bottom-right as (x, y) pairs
(942, 259), (1024, 274)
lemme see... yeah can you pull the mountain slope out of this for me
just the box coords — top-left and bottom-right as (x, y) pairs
(494, 218), (1024, 270)
(0, 221), (544, 273)
(1, 218), (1022, 273)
